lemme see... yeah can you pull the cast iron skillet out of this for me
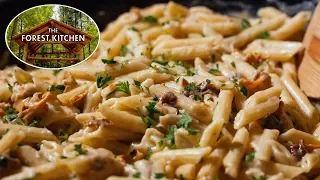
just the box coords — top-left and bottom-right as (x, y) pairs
(0, 0), (317, 69)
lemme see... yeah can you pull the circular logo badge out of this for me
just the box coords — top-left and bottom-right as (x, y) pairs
(5, 4), (100, 69)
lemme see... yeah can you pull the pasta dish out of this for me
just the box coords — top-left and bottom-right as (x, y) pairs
(1, 2), (320, 180)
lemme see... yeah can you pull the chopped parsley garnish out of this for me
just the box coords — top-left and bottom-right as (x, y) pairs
(213, 176), (219, 180)
(187, 68), (195, 76)
(153, 94), (159, 101)
(36, 142), (42, 150)
(61, 156), (68, 159)
(132, 172), (141, 178)
(178, 111), (192, 128)
(179, 174), (185, 180)
(120, 60), (130, 69)
(258, 31), (270, 39)
(53, 69), (62, 76)
(175, 77), (180, 83)
(245, 151), (255, 162)
(241, 19), (251, 29)
(183, 82), (200, 92)
(3, 107), (18, 123)
(154, 173), (165, 179)
(252, 176), (266, 180)
(142, 16), (158, 24)
(231, 61), (236, 68)
(175, 61), (186, 67)
(116, 81), (130, 94)
(129, 27), (139, 32)
(8, 83), (13, 92)
(145, 101), (159, 116)
(120, 45), (130, 56)
(187, 128), (199, 135)
(221, 83), (226, 87)
(96, 73), (112, 88)
(48, 85), (65, 93)
(158, 140), (164, 147)
(28, 120), (39, 127)
(59, 132), (69, 142)
(137, 107), (156, 128)
(231, 76), (239, 87)
(240, 86), (248, 97)
(206, 79), (211, 83)
(0, 156), (8, 168)
(162, 125), (175, 145)
(177, 112), (199, 135)
(133, 80), (141, 89)
(152, 59), (169, 65)
(209, 68), (221, 76)
(157, 66), (169, 73)
(193, 95), (202, 101)
(74, 144), (87, 155)
(145, 146), (152, 160)
(101, 59), (117, 64)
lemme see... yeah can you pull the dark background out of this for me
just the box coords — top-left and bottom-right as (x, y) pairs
(0, 0), (318, 68)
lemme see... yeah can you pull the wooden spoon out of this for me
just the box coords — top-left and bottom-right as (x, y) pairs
(298, 3), (320, 99)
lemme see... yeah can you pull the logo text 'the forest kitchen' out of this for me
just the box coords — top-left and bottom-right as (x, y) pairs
(21, 28), (85, 42)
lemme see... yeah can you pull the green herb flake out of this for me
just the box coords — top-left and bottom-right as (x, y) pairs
(59, 132), (69, 142)
(208, 68), (221, 76)
(120, 45), (130, 56)
(74, 144), (88, 155)
(221, 83), (226, 87)
(177, 112), (199, 135)
(0, 156), (8, 168)
(96, 73), (113, 88)
(154, 173), (165, 179)
(258, 31), (270, 39)
(245, 151), (256, 162)
(53, 69), (62, 76)
(193, 95), (202, 101)
(183, 83), (200, 92)
(3, 107), (18, 123)
(133, 80), (141, 89)
(145, 102), (159, 116)
(153, 94), (159, 101)
(213, 176), (220, 180)
(116, 81), (130, 94)
(28, 120), (39, 127)
(231, 61), (236, 68)
(8, 83), (13, 92)
(175, 61), (186, 67)
(163, 125), (175, 145)
(240, 86), (248, 97)
(252, 176), (266, 180)
(137, 107), (156, 128)
(152, 59), (168, 65)
(145, 146), (152, 160)
(178, 174), (185, 180)
(61, 156), (68, 159)
(187, 128), (200, 135)
(129, 27), (139, 32)
(47, 85), (65, 93)
(158, 140), (164, 147)
(142, 16), (158, 24)
(178, 112), (192, 128)
(101, 59), (117, 64)
(132, 172), (141, 178)
(175, 77), (180, 83)
(241, 19), (251, 29)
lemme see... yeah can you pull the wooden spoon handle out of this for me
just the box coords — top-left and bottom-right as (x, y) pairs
(298, 3), (320, 99)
